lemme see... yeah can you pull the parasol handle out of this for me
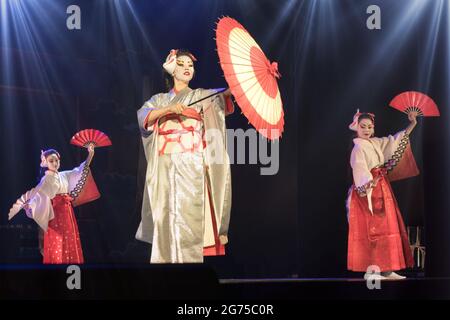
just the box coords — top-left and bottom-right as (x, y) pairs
(187, 88), (227, 106)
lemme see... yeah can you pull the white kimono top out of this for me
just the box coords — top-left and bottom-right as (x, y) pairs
(26, 162), (87, 231)
(350, 130), (407, 213)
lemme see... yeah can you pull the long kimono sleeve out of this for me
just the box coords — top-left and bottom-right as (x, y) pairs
(350, 145), (374, 192)
(135, 94), (163, 244)
(61, 161), (100, 207)
(27, 172), (59, 231)
(373, 130), (419, 181)
(350, 144), (376, 213)
(201, 88), (233, 242)
(372, 130), (407, 161)
(137, 94), (162, 137)
(63, 161), (86, 191)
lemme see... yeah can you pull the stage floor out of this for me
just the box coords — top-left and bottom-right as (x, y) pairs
(0, 265), (449, 300)
(220, 277), (450, 299)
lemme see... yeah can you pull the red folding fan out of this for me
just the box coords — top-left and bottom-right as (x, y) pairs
(389, 91), (440, 117)
(70, 129), (112, 148)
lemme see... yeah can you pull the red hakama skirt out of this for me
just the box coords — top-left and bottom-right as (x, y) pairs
(43, 194), (84, 264)
(347, 168), (414, 272)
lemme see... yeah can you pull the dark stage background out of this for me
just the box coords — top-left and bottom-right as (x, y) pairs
(1, 0), (449, 279)
(297, 0), (450, 277)
(0, 0), (299, 278)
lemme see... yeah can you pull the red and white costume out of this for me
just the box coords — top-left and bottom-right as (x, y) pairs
(347, 113), (418, 272)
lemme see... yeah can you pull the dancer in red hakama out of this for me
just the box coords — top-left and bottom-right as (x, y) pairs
(8, 129), (111, 264)
(346, 110), (418, 279)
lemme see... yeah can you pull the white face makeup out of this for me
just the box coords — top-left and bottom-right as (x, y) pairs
(46, 154), (60, 172)
(357, 118), (374, 139)
(173, 55), (194, 83)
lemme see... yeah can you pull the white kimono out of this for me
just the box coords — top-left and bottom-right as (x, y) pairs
(26, 162), (88, 231)
(136, 87), (233, 263)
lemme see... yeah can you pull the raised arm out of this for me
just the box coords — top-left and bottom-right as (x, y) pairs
(145, 103), (186, 128)
(86, 143), (95, 166)
(405, 111), (418, 136)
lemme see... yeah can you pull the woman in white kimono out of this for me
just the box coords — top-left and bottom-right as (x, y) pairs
(8, 146), (100, 264)
(347, 110), (418, 279)
(136, 49), (234, 263)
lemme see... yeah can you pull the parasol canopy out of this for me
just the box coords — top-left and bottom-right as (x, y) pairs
(216, 16), (284, 140)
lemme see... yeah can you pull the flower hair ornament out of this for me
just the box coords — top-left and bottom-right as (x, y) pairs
(348, 109), (375, 131)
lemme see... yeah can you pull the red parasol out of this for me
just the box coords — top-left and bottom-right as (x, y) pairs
(216, 16), (284, 140)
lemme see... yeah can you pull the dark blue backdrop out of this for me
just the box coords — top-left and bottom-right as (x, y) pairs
(1, 0), (449, 278)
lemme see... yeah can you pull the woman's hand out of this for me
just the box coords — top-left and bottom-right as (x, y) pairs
(405, 111), (418, 135)
(223, 88), (232, 98)
(408, 111), (418, 125)
(145, 103), (186, 128)
(23, 203), (32, 218)
(87, 143), (95, 154)
(372, 176), (381, 187)
(85, 143), (95, 166)
(168, 103), (186, 115)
